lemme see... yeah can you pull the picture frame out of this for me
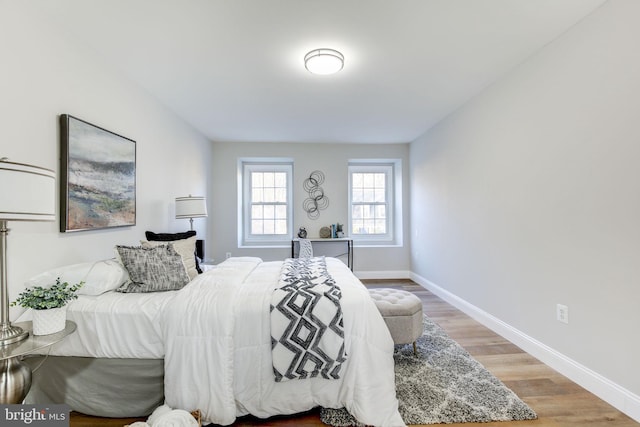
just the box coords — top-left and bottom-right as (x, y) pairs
(60, 114), (136, 232)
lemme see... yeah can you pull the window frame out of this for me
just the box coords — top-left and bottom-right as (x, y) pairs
(238, 158), (294, 247)
(348, 159), (402, 247)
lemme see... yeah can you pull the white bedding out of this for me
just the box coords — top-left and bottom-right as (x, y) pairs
(163, 257), (403, 426)
(17, 289), (174, 358)
(19, 257), (404, 427)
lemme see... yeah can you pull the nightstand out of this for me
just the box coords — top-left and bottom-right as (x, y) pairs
(0, 320), (76, 404)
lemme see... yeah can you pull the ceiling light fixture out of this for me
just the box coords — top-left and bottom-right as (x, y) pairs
(304, 48), (344, 75)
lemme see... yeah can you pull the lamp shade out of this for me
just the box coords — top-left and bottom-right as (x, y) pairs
(175, 196), (207, 219)
(0, 159), (55, 222)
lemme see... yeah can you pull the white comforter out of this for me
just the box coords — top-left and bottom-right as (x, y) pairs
(162, 257), (404, 427)
(17, 290), (173, 358)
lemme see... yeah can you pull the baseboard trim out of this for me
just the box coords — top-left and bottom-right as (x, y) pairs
(410, 272), (640, 423)
(355, 270), (411, 280)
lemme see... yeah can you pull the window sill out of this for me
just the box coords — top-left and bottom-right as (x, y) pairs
(239, 243), (291, 249)
(353, 243), (403, 248)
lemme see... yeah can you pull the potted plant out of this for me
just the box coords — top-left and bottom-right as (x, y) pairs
(11, 278), (83, 335)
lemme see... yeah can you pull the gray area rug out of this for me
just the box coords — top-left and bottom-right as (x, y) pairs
(320, 315), (537, 425)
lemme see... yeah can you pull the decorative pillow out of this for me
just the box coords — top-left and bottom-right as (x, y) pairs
(115, 245), (191, 293)
(26, 259), (129, 296)
(145, 230), (196, 241)
(141, 236), (198, 280)
(145, 230), (202, 274)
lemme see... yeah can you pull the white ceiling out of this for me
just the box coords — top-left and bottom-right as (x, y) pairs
(28, 0), (606, 144)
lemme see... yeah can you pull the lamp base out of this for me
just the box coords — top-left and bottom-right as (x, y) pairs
(0, 356), (32, 403)
(0, 323), (29, 347)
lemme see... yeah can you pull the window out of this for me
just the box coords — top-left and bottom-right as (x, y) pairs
(351, 169), (389, 235)
(239, 159), (293, 247)
(348, 160), (402, 245)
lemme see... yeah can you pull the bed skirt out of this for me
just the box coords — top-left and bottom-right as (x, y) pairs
(24, 356), (164, 418)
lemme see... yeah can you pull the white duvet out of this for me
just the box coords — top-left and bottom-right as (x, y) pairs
(19, 257), (404, 426)
(17, 289), (172, 358)
(162, 257), (404, 426)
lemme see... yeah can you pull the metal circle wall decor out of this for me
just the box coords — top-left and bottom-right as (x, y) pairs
(303, 170), (329, 219)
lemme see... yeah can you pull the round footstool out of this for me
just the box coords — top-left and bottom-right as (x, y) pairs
(369, 288), (423, 354)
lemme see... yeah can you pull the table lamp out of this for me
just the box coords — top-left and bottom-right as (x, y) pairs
(0, 158), (56, 346)
(175, 195), (207, 231)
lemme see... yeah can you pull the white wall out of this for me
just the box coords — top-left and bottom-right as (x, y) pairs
(1, 3), (212, 319)
(410, 0), (640, 415)
(210, 141), (410, 276)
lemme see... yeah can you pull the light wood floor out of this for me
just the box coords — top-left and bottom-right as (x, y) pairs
(70, 280), (639, 427)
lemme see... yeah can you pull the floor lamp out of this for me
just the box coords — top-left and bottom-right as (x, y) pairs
(0, 159), (56, 346)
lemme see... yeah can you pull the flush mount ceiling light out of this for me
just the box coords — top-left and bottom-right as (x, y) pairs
(304, 48), (344, 75)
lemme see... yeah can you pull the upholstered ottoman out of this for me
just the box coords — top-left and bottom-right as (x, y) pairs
(369, 288), (423, 354)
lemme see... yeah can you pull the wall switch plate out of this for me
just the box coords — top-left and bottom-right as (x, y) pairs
(557, 304), (569, 324)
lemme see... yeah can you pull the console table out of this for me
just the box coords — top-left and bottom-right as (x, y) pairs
(0, 321), (76, 404)
(291, 238), (353, 270)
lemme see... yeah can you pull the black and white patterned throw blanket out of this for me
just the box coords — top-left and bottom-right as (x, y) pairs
(270, 257), (347, 382)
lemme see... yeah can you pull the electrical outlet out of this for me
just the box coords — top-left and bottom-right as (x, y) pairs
(556, 304), (569, 324)
(225, 252), (232, 259)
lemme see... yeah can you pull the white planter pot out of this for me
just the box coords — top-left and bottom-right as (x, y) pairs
(32, 306), (67, 335)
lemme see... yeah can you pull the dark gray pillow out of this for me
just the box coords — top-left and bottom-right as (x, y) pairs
(115, 244), (190, 293)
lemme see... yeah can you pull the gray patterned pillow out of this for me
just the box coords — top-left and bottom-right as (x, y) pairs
(115, 244), (190, 293)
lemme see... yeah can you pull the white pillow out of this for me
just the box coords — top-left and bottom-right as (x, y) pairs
(141, 236), (198, 280)
(25, 259), (130, 296)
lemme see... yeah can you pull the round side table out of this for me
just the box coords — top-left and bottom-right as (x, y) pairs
(0, 321), (76, 404)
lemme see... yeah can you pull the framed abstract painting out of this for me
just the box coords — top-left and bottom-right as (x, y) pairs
(60, 114), (136, 232)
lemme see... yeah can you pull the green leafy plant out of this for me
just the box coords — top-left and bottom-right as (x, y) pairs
(11, 278), (84, 310)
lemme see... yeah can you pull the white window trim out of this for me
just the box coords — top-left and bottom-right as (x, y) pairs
(348, 159), (403, 247)
(238, 158), (293, 248)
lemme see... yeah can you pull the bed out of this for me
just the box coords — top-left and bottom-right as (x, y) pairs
(19, 256), (404, 427)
